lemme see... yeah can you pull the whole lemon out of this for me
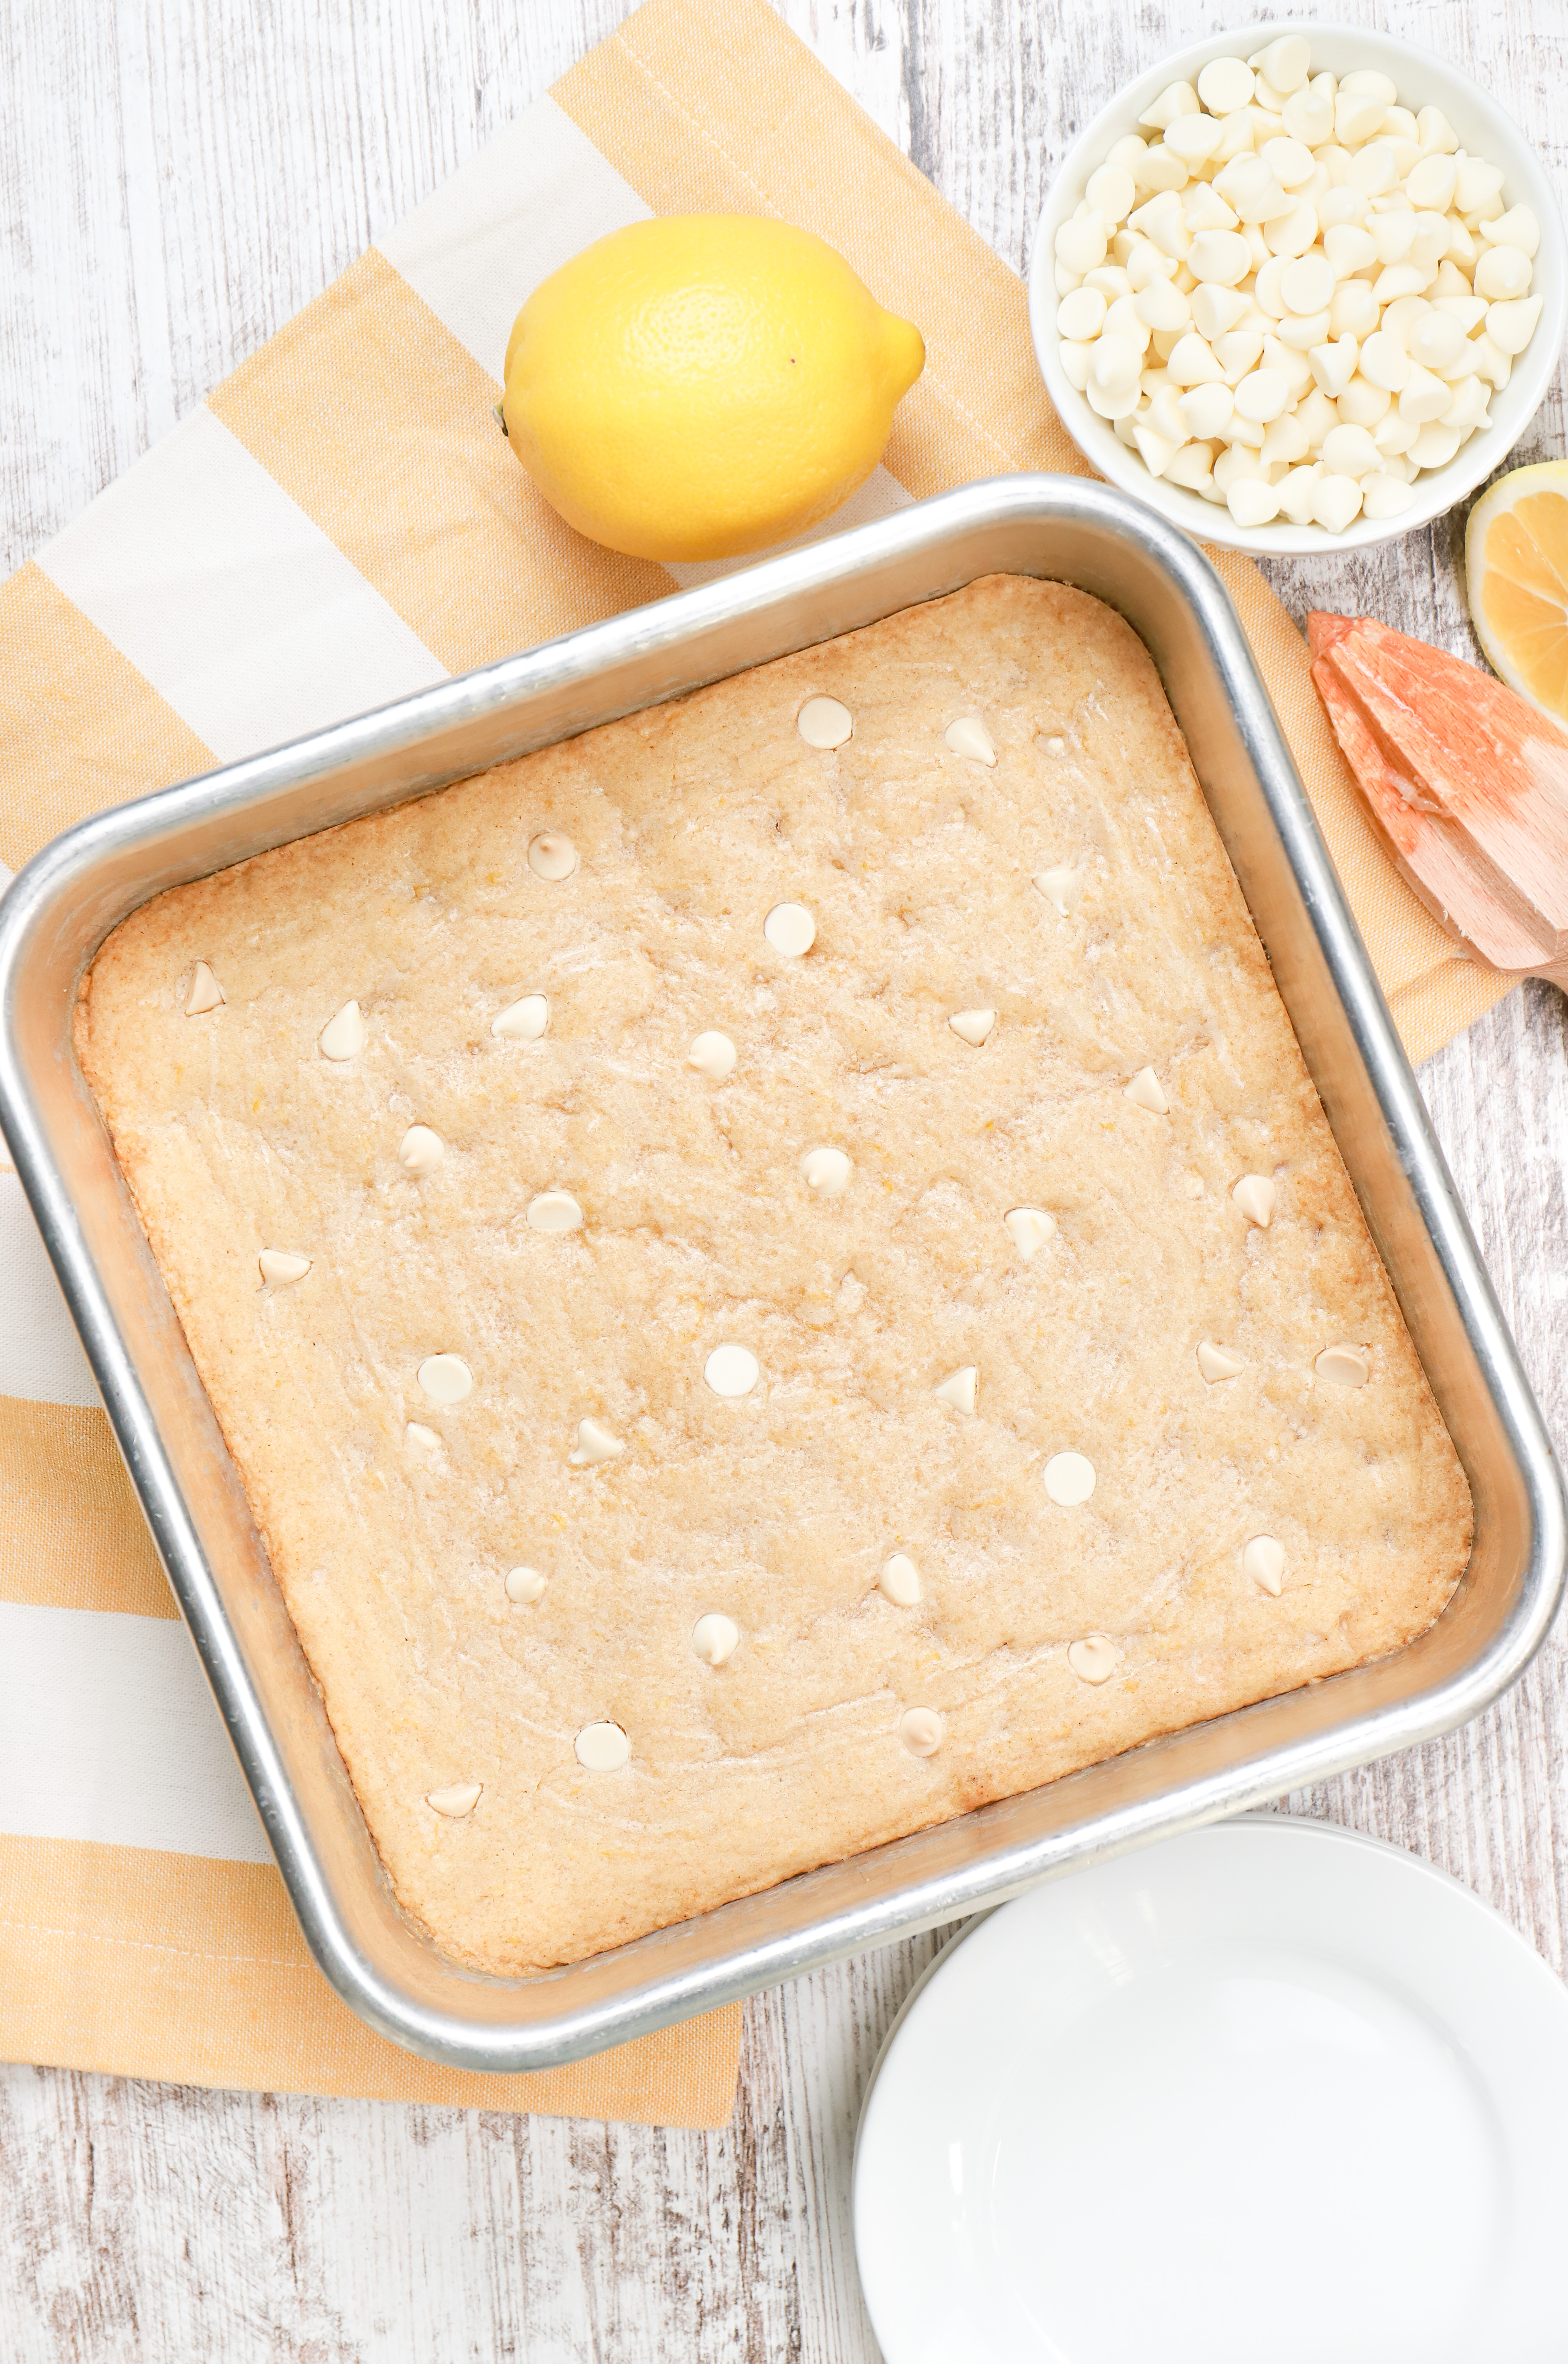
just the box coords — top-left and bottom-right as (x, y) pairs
(501, 216), (924, 563)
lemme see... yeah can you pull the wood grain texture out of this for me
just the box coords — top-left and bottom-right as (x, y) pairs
(2, 0), (1567, 2355)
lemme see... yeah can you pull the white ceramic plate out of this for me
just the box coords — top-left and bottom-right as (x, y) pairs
(854, 1817), (1568, 2364)
(1028, 20), (1568, 555)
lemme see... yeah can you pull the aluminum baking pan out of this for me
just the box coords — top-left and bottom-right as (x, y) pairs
(0, 476), (1560, 2074)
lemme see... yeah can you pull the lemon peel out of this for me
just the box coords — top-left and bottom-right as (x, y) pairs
(501, 216), (924, 563)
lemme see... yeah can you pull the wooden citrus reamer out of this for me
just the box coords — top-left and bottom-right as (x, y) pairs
(1309, 611), (1568, 989)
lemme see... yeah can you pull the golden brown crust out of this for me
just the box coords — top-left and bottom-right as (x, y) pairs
(78, 577), (1472, 1972)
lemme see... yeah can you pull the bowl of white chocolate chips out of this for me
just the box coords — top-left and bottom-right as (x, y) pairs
(1028, 23), (1566, 550)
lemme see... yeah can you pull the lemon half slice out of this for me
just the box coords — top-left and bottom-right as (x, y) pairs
(1465, 459), (1568, 726)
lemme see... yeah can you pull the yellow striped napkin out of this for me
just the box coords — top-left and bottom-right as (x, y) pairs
(0, 0), (1509, 2125)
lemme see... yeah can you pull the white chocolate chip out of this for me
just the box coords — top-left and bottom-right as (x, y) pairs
(1190, 286), (1249, 342)
(1043, 736), (1066, 757)
(1489, 296), (1543, 355)
(1482, 205), (1541, 259)
(1315, 1343), (1369, 1386)
(1139, 80), (1198, 133)
(764, 901), (816, 957)
(1277, 465), (1324, 524)
(949, 1007), (997, 1046)
(1454, 157), (1505, 214)
(1044, 1450), (1096, 1507)
(1234, 367), (1290, 424)
(1198, 1341), (1248, 1382)
(1059, 342), (1096, 391)
(1138, 149), (1191, 197)
(1233, 1173), (1276, 1227)
(418, 1354), (472, 1405)
(504, 1566), (547, 1604)
(1004, 1206), (1056, 1259)
(1416, 105), (1459, 155)
(1228, 479), (1281, 529)
(1312, 473), (1364, 534)
(1124, 1066), (1169, 1114)
(1164, 116), (1224, 170)
(1058, 215), (1111, 276)
(1134, 278), (1192, 335)
(1212, 322), (1263, 377)
(1252, 35), (1310, 94)
(800, 1145), (851, 1194)
(1408, 418), (1461, 469)
(1340, 68), (1399, 103)
(575, 1722), (630, 1771)
(1470, 334), (1514, 390)
(1321, 422), (1382, 479)
(527, 1188), (583, 1233)
(398, 1124), (444, 1177)
(527, 830), (578, 881)
(570, 1417), (625, 1466)
(1187, 234), (1251, 289)
(1283, 81), (1335, 146)
(1474, 245), (1532, 303)
(934, 1365), (978, 1415)
(1059, 286), (1108, 339)
(1367, 212), (1417, 267)
(899, 1706), (946, 1757)
(1034, 862), (1084, 915)
(1214, 157), (1288, 226)
(1362, 473), (1417, 520)
(258, 1250), (311, 1286)
(426, 1783), (481, 1817)
(1406, 152), (1459, 212)
(1087, 162), (1137, 220)
(689, 1030), (737, 1080)
(1244, 1535), (1286, 1595)
(705, 1343), (760, 1398)
(405, 1421), (443, 1459)
(1280, 251), (1334, 315)
(1067, 1633), (1121, 1684)
(1358, 335), (1412, 391)
(1060, 45), (1542, 533)
(319, 999), (365, 1060)
(1428, 385), (1475, 442)
(1087, 332), (1142, 413)
(1336, 93), (1387, 148)
(1198, 56), (1254, 115)
(692, 1613), (740, 1666)
(492, 994), (549, 1041)
(1328, 283), (1379, 341)
(797, 696), (853, 749)
(944, 716), (996, 764)
(1370, 264), (1428, 310)
(1408, 313), (1466, 373)
(184, 960), (224, 1016)
(1308, 336), (1359, 401)
(879, 1552), (923, 1607)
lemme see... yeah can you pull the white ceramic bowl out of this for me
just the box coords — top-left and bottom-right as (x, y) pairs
(1028, 20), (1567, 554)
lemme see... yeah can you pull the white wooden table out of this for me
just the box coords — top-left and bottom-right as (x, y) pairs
(3, 2), (1566, 2354)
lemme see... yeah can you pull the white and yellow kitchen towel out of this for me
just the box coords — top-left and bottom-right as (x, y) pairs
(0, 0), (1512, 2125)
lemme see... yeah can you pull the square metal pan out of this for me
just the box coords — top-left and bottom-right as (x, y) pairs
(1, 476), (1561, 2073)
